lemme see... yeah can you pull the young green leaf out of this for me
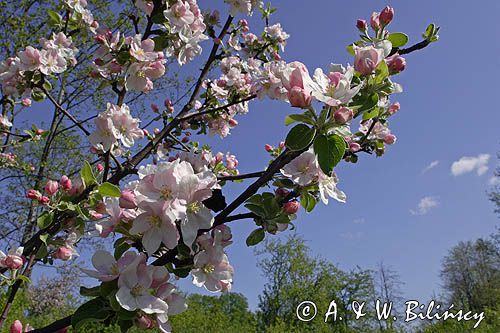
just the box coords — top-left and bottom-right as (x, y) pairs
(387, 32), (409, 48)
(37, 211), (54, 229)
(285, 124), (316, 151)
(246, 228), (265, 246)
(72, 298), (112, 331)
(81, 161), (96, 187)
(98, 182), (121, 197)
(313, 134), (346, 175)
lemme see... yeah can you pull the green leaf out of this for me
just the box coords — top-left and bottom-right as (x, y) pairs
(98, 182), (121, 197)
(47, 10), (62, 27)
(81, 161), (95, 187)
(284, 114), (315, 126)
(80, 286), (101, 297)
(362, 107), (380, 120)
(152, 35), (169, 51)
(285, 124), (316, 151)
(246, 228), (265, 246)
(37, 211), (54, 229)
(42, 80), (52, 92)
(71, 298), (111, 331)
(31, 90), (46, 102)
(387, 32), (409, 48)
(313, 134), (346, 175)
(346, 44), (355, 56)
(300, 192), (317, 213)
(244, 203), (266, 217)
(374, 61), (389, 84)
(114, 238), (131, 260)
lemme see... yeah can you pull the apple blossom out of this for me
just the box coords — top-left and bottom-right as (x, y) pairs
(192, 244), (234, 292)
(116, 254), (169, 314)
(82, 250), (138, 281)
(354, 45), (384, 75)
(135, 0), (154, 16)
(59, 175), (72, 191)
(0, 246), (24, 270)
(130, 201), (179, 255)
(334, 106), (354, 124)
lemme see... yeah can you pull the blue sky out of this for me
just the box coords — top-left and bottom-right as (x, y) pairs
(22, 0), (500, 311)
(175, 0), (500, 308)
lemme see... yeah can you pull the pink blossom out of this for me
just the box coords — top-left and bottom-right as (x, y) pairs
(354, 45), (384, 75)
(26, 189), (41, 200)
(191, 245), (233, 292)
(349, 142), (361, 152)
(82, 250), (138, 281)
(21, 98), (32, 107)
(52, 246), (74, 261)
(384, 134), (397, 145)
(370, 12), (380, 30)
(386, 54), (406, 74)
(388, 102), (400, 114)
(164, 1), (195, 31)
(135, 0), (154, 16)
(334, 106), (354, 124)
(44, 180), (59, 196)
(59, 175), (72, 191)
(39, 196), (50, 205)
(18, 46), (41, 71)
(0, 246), (24, 270)
(119, 189), (137, 209)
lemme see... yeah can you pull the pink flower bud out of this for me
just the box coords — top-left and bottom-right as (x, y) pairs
(96, 163), (104, 172)
(370, 12), (380, 30)
(239, 19), (249, 32)
(135, 315), (154, 329)
(182, 136), (189, 143)
(35, 129), (44, 135)
(154, 128), (161, 135)
(272, 52), (281, 61)
(120, 189), (137, 209)
(26, 189), (41, 200)
(215, 152), (224, 163)
(264, 144), (273, 152)
(214, 37), (221, 45)
(4, 255), (23, 270)
(388, 102), (400, 115)
(39, 196), (50, 205)
(287, 86), (312, 108)
(279, 141), (285, 149)
(44, 180), (59, 196)
(283, 200), (300, 214)
(349, 142), (361, 153)
(21, 98), (32, 107)
(379, 6), (394, 25)
(228, 119), (238, 127)
(334, 107), (353, 124)
(356, 19), (367, 31)
(275, 188), (290, 197)
(60, 175), (72, 191)
(386, 55), (406, 74)
(9, 320), (23, 333)
(384, 134), (397, 145)
(151, 103), (159, 113)
(143, 129), (149, 136)
(53, 246), (73, 261)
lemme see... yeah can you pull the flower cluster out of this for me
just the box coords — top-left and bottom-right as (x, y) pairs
(224, 0), (263, 17)
(163, 0), (208, 65)
(89, 103), (144, 153)
(64, 0), (98, 32)
(93, 32), (166, 93)
(0, 32), (78, 97)
(281, 148), (347, 205)
(82, 250), (187, 332)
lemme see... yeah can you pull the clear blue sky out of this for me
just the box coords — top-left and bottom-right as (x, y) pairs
(24, 0), (500, 310)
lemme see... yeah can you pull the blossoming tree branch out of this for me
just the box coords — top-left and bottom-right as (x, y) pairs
(0, 1), (438, 332)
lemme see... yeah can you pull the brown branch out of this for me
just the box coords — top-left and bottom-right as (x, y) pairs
(389, 39), (431, 56)
(218, 171), (266, 181)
